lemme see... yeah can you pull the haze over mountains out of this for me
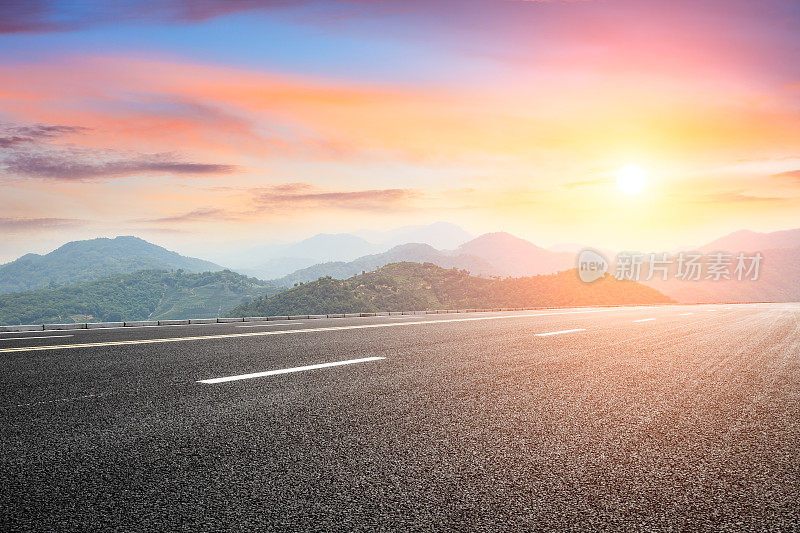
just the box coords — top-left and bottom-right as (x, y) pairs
(215, 222), (474, 280)
(699, 228), (800, 253)
(456, 233), (574, 278)
(273, 243), (496, 287)
(1, 224), (799, 325)
(644, 230), (800, 303)
(268, 231), (574, 287)
(230, 262), (671, 318)
(221, 233), (378, 279)
(354, 222), (475, 252)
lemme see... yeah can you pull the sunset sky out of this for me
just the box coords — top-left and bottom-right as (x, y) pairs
(1, 0), (799, 262)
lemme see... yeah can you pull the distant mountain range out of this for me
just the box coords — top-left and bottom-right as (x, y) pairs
(643, 243), (800, 304)
(273, 243), (496, 287)
(262, 227), (800, 304)
(0, 236), (221, 295)
(1, 226), (798, 325)
(229, 262), (672, 317)
(643, 248), (800, 303)
(0, 269), (279, 326)
(354, 221), (474, 251)
(454, 232), (574, 277)
(227, 233), (378, 268)
(213, 222), (474, 279)
(269, 232), (575, 287)
(699, 228), (800, 253)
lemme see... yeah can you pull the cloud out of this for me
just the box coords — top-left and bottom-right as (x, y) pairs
(562, 178), (613, 189)
(0, 217), (84, 232)
(130, 184), (420, 230)
(0, 1), (64, 33)
(5, 52), (800, 171)
(0, 0), (323, 34)
(2, 150), (236, 180)
(134, 183), (419, 227)
(0, 0), (581, 35)
(141, 208), (231, 224)
(695, 192), (789, 204)
(253, 183), (421, 212)
(773, 169), (800, 182)
(145, 0), (299, 23)
(0, 123), (87, 148)
(0, 122), (237, 180)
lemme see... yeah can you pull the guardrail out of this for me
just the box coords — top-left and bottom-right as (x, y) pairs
(0, 303), (686, 333)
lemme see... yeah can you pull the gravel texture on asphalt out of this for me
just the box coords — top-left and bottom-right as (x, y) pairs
(1, 304), (799, 531)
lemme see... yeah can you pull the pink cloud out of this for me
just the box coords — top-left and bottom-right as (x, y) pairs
(0, 121), (236, 181)
(0, 217), (85, 232)
(253, 183), (421, 212)
(2, 52), (799, 172)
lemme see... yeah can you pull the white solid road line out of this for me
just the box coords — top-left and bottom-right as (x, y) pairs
(198, 356), (386, 384)
(0, 335), (74, 341)
(0, 308), (627, 354)
(237, 322), (303, 328)
(679, 312), (693, 315)
(535, 328), (586, 337)
(633, 318), (655, 322)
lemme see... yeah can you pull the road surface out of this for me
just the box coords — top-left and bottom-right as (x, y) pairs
(2, 304), (799, 531)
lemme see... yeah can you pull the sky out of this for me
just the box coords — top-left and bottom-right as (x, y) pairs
(1, 0), (799, 262)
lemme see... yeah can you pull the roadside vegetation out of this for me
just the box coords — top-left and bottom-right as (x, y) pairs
(0, 269), (278, 325)
(229, 262), (671, 317)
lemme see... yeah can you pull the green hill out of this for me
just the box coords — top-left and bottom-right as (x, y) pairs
(0, 269), (280, 325)
(0, 236), (223, 295)
(272, 243), (496, 287)
(229, 262), (672, 317)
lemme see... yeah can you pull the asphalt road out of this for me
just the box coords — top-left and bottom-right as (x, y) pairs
(2, 304), (799, 531)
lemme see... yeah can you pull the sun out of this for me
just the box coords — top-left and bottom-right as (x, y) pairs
(616, 164), (646, 195)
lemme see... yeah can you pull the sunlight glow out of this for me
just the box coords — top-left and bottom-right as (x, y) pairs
(616, 165), (646, 195)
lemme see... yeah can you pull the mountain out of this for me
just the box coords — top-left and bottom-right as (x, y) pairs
(216, 223), (473, 274)
(547, 243), (589, 254)
(236, 257), (319, 280)
(272, 243), (496, 287)
(644, 246), (800, 303)
(229, 261), (672, 317)
(276, 233), (378, 262)
(635, 228), (800, 303)
(699, 228), (800, 253)
(270, 231), (582, 288)
(455, 232), (574, 276)
(218, 233), (381, 277)
(0, 236), (222, 295)
(0, 269), (281, 326)
(357, 222), (473, 250)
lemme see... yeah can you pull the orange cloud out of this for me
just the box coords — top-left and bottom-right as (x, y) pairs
(0, 217), (84, 233)
(2, 52), (800, 254)
(2, 55), (799, 172)
(252, 183), (421, 212)
(773, 170), (800, 183)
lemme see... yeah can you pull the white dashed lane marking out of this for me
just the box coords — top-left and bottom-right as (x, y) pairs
(535, 328), (586, 337)
(198, 357), (386, 384)
(0, 308), (624, 354)
(237, 323), (302, 328)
